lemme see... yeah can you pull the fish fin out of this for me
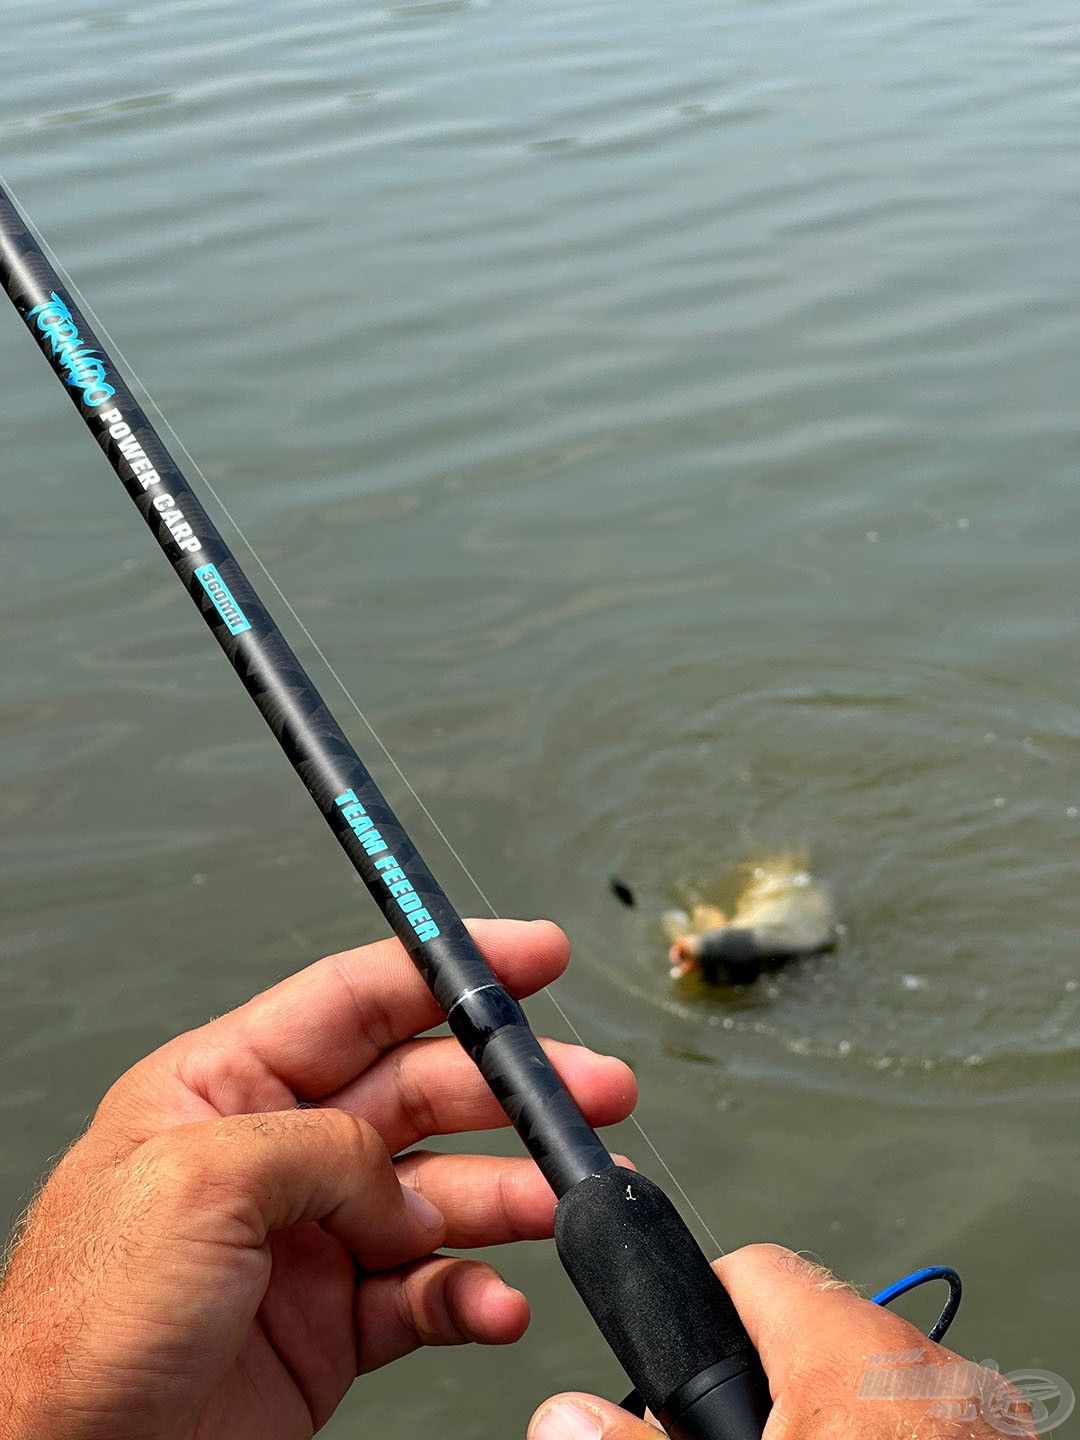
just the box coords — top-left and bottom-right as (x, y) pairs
(690, 904), (727, 930)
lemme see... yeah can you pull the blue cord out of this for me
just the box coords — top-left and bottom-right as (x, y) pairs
(872, 1265), (963, 1343)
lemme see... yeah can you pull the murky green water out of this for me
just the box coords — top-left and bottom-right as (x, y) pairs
(3, 0), (1080, 1431)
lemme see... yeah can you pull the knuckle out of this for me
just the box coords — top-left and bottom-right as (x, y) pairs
(742, 1241), (793, 1264)
(325, 951), (396, 1055)
(721, 1242), (855, 1296)
(319, 1105), (377, 1162)
(138, 1124), (219, 1205)
(93, 1052), (161, 1127)
(787, 1250), (856, 1295)
(494, 1165), (537, 1243)
(720, 1240), (793, 1276)
(135, 1114), (290, 1241)
(138, 1115), (262, 1205)
(397, 1257), (476, 1346)
(391, 1047), (436, 1140)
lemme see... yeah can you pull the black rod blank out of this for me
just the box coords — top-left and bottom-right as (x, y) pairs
(0, 182), (612, 1199)
(0, 181), (769, 1440)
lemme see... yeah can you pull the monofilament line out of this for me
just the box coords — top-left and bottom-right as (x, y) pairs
(3, 173), (723, 1259)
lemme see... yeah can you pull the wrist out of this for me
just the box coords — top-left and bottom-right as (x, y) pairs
(1, 1249), (89, 1440)
(0, 1361), (102, 1440)
(0, 1358), (41, 1440)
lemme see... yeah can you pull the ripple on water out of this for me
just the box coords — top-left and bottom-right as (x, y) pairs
(532, 644), (1080, 1101)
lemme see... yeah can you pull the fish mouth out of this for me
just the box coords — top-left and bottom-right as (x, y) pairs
(668, 938), (698, 979)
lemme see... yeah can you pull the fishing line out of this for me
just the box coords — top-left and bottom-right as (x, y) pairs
(2, 179), (959, 1432)
(0, 172), (722, 1258)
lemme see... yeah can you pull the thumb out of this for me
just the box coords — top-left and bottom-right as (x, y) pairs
(530, 1394), (660, 1440)
(142, 1107), (446, 1269)
(714, 1242), (930, 1392)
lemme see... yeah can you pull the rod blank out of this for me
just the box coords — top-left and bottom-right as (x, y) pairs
(0, 184), (771, 1440)
(0, 181), (613, 1199)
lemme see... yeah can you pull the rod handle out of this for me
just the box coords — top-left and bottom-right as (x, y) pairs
(555, 1168), (770, 1440)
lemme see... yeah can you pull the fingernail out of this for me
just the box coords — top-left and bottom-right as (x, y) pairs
(534, 1401), (603, 1440)
(402, 1185), (445, 1233)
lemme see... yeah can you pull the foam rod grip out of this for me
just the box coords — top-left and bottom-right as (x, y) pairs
(554, 1168), (770, 1440)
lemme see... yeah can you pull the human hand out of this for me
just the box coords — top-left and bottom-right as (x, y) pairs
(0, 919), (635, 1440)
(529, 1244), (1035, 1440)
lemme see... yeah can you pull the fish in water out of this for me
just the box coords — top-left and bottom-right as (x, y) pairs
(664, 860), (837, 986)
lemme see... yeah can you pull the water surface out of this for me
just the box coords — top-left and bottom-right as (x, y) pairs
(2, 0), (1080, 1431)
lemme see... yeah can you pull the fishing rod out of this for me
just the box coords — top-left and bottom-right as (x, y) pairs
(0, 182), (769, 1440)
